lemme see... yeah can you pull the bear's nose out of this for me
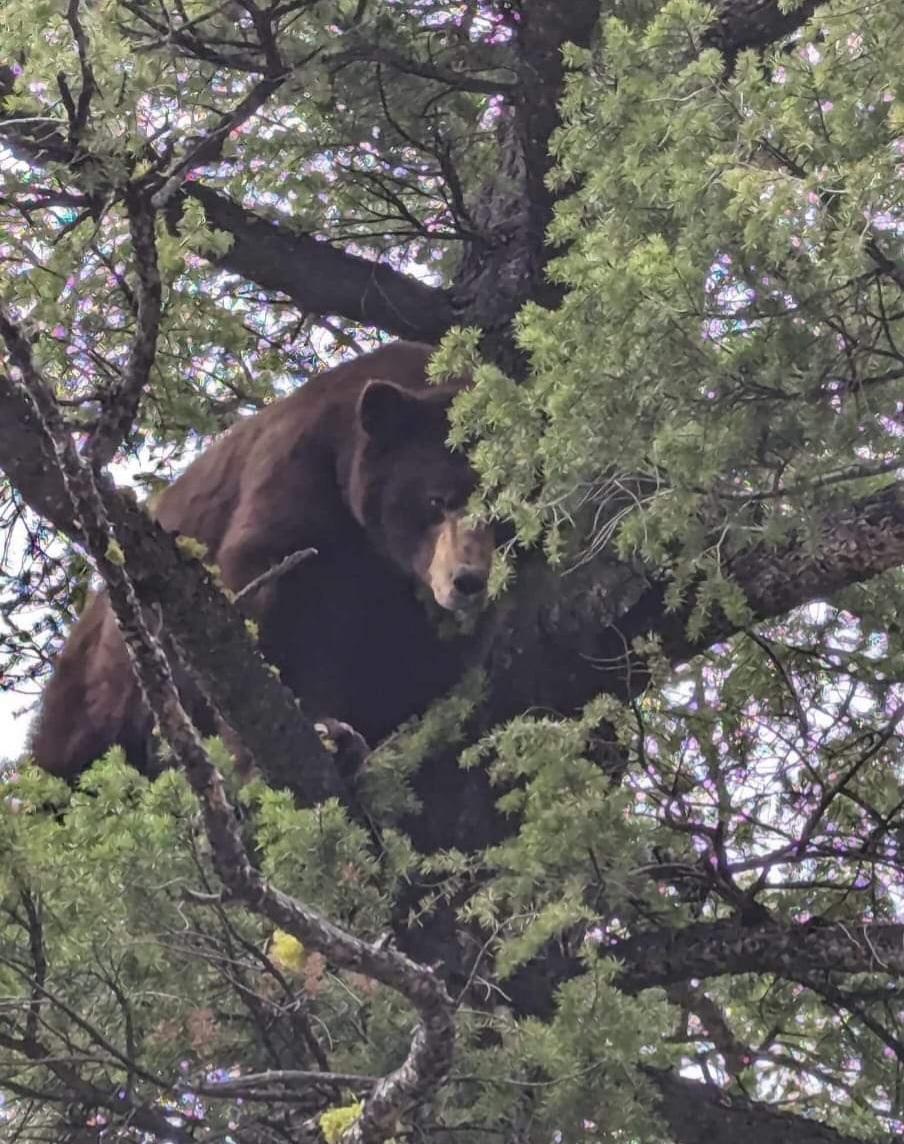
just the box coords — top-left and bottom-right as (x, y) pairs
(453, 569), (488, 597)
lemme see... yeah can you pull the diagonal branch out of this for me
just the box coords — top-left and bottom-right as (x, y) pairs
(326, 42), (516, 96)
(0, 358), (339, 806)
(647, 1068), (864, 1144)
(3, 316), (456, 1144)
(179, 183), (454, 341)
(465, 483), (904, 744)
(692, 483), (904, 655)
(0, 1027), (192, 1143)
(150, 71), (290, 211)
(0, 66), (454, 344)
(82, 189), (161, 467)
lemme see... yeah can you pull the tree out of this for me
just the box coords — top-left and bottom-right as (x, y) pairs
(1, 0), (904, 1141)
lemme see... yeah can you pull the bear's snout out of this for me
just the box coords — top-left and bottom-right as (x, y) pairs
(452, 568), (488, 598)
(424, 515), (493, 613)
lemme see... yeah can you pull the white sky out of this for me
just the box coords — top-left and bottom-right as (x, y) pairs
(0, 688), (32, 762)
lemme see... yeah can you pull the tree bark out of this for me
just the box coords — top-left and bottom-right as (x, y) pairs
(0, 4), (883, 1141)
(182, 184), (455, 343)
(703, 0), (823, 60)
(6, 361), (904, 837)
(648, 1069), (861, 1144)
(0, 0), (831, 360)
(612, 919), (904, 995)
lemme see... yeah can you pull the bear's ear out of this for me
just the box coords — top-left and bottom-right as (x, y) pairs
(359, 380), (421, 442)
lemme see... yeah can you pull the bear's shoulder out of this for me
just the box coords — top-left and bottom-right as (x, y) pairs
(152, 341), (438, 547)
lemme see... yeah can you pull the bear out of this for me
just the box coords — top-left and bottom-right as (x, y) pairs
(29, 340), (494, 778)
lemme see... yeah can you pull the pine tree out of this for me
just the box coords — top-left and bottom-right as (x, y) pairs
(2, 3), (904, 1142)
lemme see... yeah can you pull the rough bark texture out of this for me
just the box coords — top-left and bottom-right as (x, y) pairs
(648, 1069), (859, 1144)
(450, 0), (600, 365)
(611, 919), (904, 994)
(0, 0), (830, 356)
(6, 340), (454, 1143)
(182, 184), (455, 343)
(8, 359), (904, 846)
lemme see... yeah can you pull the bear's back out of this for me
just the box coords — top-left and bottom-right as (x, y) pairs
(152, 340), (434, 554)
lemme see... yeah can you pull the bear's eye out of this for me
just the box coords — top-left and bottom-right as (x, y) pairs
(426, 494), (446, 514)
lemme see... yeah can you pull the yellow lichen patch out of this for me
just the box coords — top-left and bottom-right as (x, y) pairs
(319, 1100), (364, 1144)
(105, 539), (125, 566)
(175, 534), (209, 562)
(269, 929), (307, 974)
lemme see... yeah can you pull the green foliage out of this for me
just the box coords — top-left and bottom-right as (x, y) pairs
(514, 959), (671, 1142)
(0, 755), (425, 1138)
(4, 0), (904, 1141)
(0, 759), (247, 1135)
(361, 669), (484, 819)
(452, 0), (904, 619)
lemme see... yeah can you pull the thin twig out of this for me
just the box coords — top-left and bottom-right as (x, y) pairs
(150, 72), (290, 210)
(233, 547), (318, 603)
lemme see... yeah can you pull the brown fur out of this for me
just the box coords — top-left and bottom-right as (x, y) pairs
(419, 516), (495, 612)
(30, 342), (493, 778)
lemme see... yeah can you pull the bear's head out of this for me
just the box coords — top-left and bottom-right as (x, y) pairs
(349, 379), (494, 615)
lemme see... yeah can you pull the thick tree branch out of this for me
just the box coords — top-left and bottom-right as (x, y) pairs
(1, 0), (832, 353)
(150, 71), (290, 211)
(647, 1068), (862, 1144)
(676, 482), (904, 658)
(610, 919), (904, 996)
(462, 482), (904, 744)
(62, 0), (95, 147)
(180, 183), (455, 342)
(5, 302), (904, 824)
(400, 480), (904, 872)
(450, 0), (601, 359)
(83, 190), (161, 467)
(0, 66), (454, 344)
(702, 0), (823, 60)
(0, 363), (339, 805)
(502, 915), (904, 1049)
(326, 42), (516, 96)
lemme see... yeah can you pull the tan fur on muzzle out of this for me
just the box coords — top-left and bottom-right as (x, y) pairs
(418, 513), (494, 612)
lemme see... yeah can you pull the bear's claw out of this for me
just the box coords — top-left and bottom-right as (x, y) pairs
(315, 718), (371, 778)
